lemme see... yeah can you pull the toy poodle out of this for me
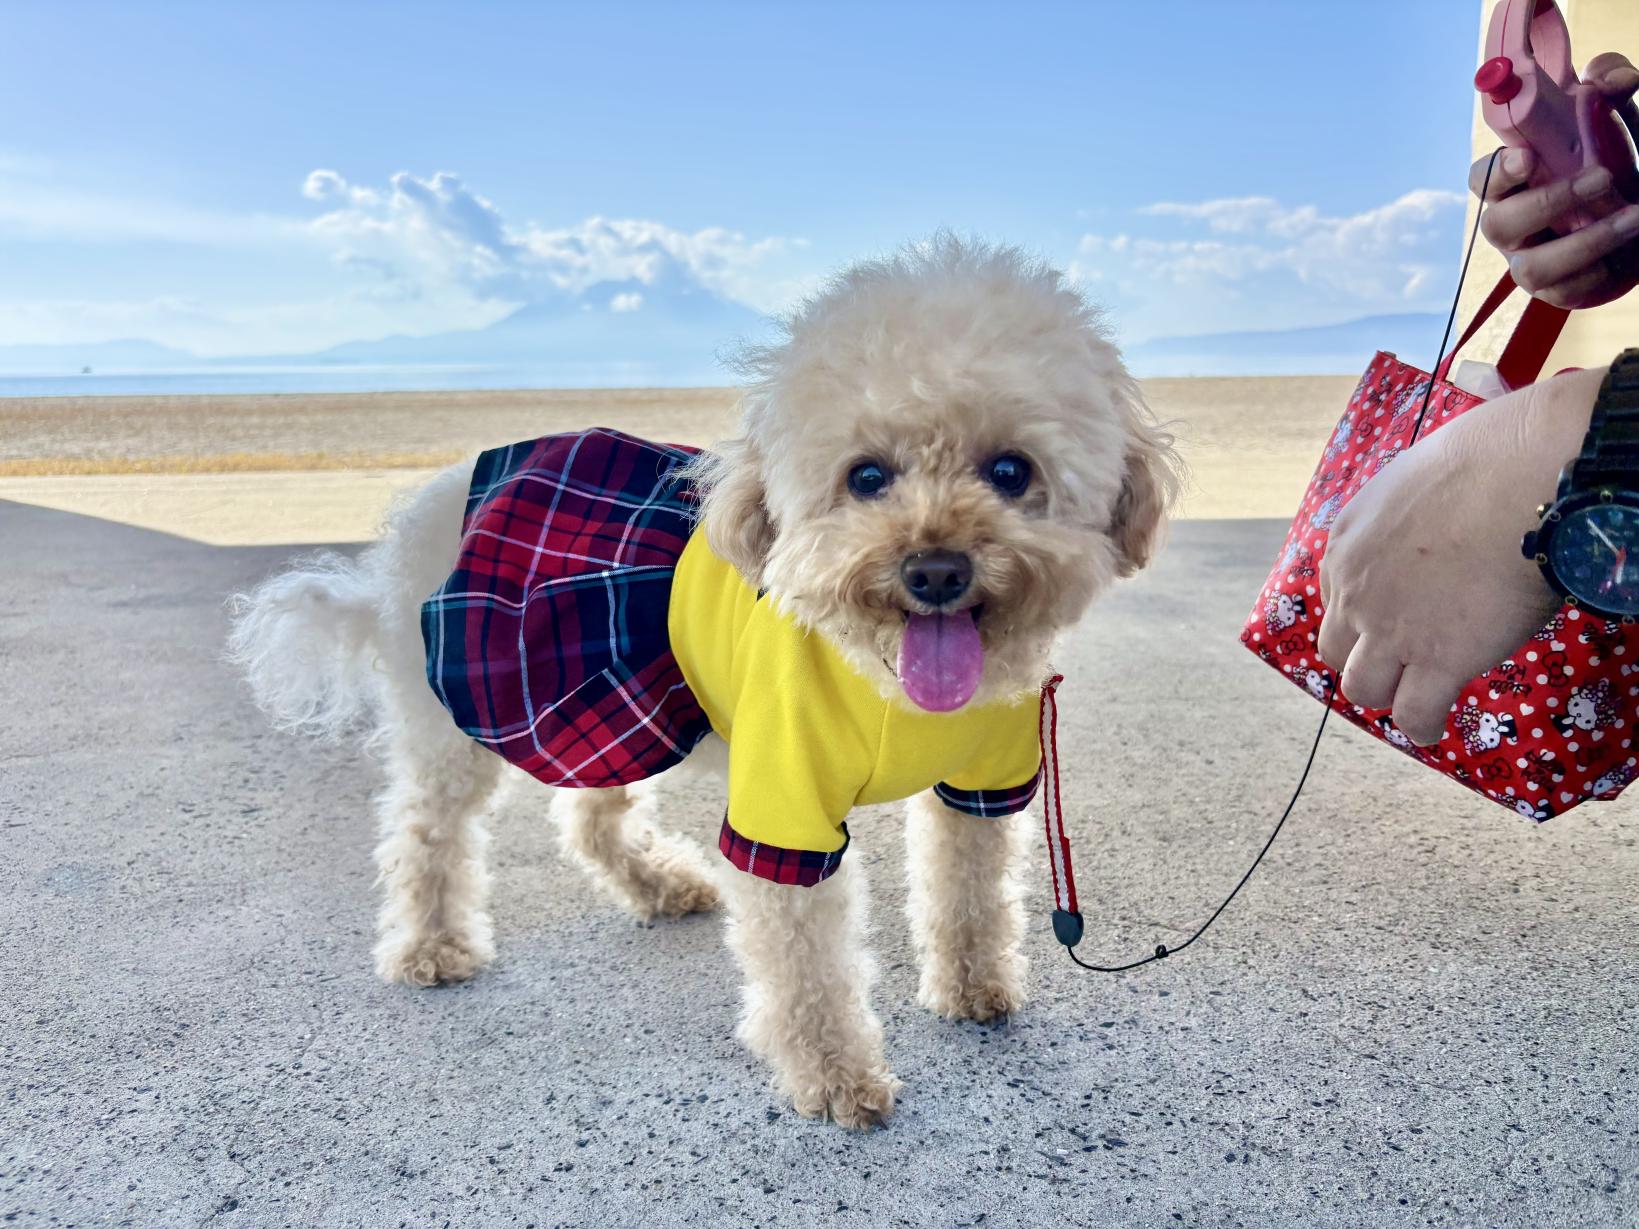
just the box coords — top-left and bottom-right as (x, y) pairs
(229, 235), (1181, 1128)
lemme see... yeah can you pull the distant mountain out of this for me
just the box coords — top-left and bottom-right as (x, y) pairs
(1124, 313), (1448, 377)
(0, 271), (770, 387)
(0, 305), (1456, 388)
(0, 338), (198, 374)
(308, 271), (768, 384)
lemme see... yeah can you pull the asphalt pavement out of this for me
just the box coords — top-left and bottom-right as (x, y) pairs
(2, 500), (1635, 1227)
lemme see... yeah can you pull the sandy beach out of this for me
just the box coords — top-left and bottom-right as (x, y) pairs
(0, 376), (1353, 544)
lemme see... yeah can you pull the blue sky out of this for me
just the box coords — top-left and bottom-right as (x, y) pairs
(0, 0), (1484, 360)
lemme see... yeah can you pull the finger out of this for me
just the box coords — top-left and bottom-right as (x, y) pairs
(1510, 204), (1639, 295)
(1529, 222), (1639, 309)
(1582, 55), (1639, 202)
(1315, 607), (1358, 673)
(1531, 262), (1623, 311)
(1482, 167), (1621, 251)
(1390, 668), (1465, 748)
(1338, 637), (1405, 711)
(1470, 147), (1532, 202)
(1584, 53), (1638, 103)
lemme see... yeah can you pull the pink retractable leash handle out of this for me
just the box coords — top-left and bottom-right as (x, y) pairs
(1476, 0), (1639, 230)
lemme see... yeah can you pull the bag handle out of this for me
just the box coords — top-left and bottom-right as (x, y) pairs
(1434, 269), (1571, 388)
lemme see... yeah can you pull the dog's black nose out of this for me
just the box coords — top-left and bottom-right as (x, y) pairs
(901, 549), (973, 608)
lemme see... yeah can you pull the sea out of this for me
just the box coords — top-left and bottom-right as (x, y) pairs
(0, 364), (693, 398)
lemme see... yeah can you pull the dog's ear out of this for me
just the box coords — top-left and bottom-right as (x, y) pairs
(1110, 416), (1183, 577)
(697, 438), (776, 582)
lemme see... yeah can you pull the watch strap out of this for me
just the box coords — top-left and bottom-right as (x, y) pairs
(1568, 349), (1639, 490)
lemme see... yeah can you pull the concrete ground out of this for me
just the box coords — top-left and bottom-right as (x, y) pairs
(2, 500), (1635, 1228)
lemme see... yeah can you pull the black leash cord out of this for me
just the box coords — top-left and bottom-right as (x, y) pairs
(1060, 150), (1503, 973)
(1064, 685), (1334, 973)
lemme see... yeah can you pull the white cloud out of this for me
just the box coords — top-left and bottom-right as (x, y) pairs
(0, 180), (296, 247)
(0, 152), (302, 247)
(303, 170), (799, 311)
(1073, 188), (1467, 340)
(1137, 195), (1358, 240)
(301, 169), (379, 206)
(0, 161), (804, 353)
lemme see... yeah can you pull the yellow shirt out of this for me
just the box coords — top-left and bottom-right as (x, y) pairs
(667, 531), (1043, 884)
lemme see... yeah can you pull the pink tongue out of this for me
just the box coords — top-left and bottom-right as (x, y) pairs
(897, 612), (984, 712)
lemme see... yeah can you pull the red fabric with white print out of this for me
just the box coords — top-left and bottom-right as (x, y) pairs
(1242, 348), (1639, 823)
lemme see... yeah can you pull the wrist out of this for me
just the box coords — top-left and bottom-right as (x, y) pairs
(1510, 368), (1606, 499)
(1522, 356), (1639, 619)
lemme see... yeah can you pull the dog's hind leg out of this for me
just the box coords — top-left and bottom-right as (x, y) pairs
(356, 463), (508, 986)
(550, 783), (719, 923)
(904, 789), (1029, 1022)
(371, 697), (504, 987)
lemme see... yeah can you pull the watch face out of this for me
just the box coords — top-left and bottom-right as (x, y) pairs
(1550, 501), (1639, 615)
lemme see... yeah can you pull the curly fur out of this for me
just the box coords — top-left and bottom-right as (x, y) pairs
(904, 789), (1030, 1021)
(551, 783), (720, 922)
(228, 235), (1180, 1127)
(689, 233), (1182, 700)
(225, 551), (381, 738)
(720, 863), (900, 1128)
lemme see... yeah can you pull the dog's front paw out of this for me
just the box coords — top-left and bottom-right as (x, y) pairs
(791, 1065), (902, 1130)
(374, 928), (494, 987)
(919, 972), (1025, 1023)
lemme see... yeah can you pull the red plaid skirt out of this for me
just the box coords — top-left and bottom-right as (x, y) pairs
(421, 429), (713, 788)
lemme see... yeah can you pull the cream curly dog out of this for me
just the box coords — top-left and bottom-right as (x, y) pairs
(229, 236), (1180, 1128)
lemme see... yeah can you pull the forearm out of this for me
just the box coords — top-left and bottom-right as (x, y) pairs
(1319, 363), (1612, 745)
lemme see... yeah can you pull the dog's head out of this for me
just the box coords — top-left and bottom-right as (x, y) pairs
(692, 236), (1182, 711)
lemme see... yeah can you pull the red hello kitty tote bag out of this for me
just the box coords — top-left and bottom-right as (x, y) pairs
(1242, 276), (1639, 822)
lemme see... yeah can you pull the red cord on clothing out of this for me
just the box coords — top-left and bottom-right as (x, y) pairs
(1039, 674), (1078, 917)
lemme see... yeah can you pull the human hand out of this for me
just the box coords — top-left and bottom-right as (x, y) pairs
(1317, 368), (1605, 745)
(1470, 52), (1639, 310)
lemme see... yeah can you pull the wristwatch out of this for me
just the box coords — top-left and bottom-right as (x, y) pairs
(1523, 349), (1639, 621)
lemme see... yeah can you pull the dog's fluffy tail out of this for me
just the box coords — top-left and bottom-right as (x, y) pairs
(227, 552), (384, 739)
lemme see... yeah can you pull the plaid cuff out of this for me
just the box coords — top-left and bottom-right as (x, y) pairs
(933, 770), (1041, 818)
(718, 817), (849, 886)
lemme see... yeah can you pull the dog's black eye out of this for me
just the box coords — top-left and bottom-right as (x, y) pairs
(847, 461), (892, 499)
(983, 454), (1032, 497)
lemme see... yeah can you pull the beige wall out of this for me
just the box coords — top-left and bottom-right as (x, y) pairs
(1458, 0), (1638, 372)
